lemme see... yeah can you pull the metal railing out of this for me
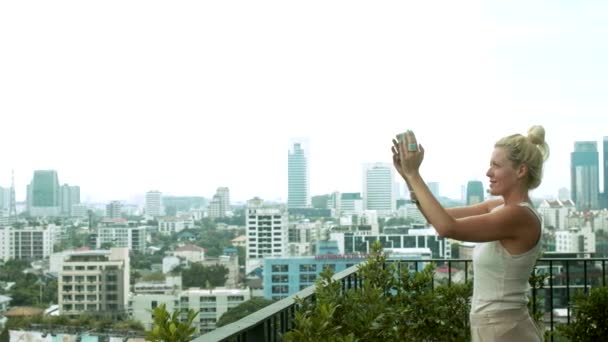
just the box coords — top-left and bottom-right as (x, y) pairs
(198, 258), (608, 342)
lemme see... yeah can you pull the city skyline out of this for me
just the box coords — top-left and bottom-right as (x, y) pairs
(2, 1), (608, 203)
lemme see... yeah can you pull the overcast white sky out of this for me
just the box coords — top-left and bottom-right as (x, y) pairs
(1, 1), (607, 204)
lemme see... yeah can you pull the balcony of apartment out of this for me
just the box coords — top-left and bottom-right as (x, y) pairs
(199, 257), (608, 342)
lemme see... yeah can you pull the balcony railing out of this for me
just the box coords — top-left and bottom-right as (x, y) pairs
(198, 258), (608, 342)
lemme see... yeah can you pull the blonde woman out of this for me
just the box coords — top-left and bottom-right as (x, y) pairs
(392, 126), (549, 341)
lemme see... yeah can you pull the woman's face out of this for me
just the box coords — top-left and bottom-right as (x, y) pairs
(486, 147), (520, 196)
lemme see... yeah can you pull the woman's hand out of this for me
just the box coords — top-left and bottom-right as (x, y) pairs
(391, 130), (425, 179)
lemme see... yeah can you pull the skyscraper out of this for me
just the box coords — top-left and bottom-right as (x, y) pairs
(466, 180), (484, 205)
(61, 184), (81, 216)
(571, 141), (599, 211)
(245, 197), (288, 273)
(209, 187), (230, 219)
(362, 163), (396, 216)
(28, 170), (61, 217)
(603, 137), (608, 209)
(145, 191), (163, 217)
(288, 140), (310, 209)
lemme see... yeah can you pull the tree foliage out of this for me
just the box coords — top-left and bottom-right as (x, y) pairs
(182, 263), (228, 288)
(196, 228), (237, 257)
(145, 304), (198, 342)
(557, 286), (608, 341)
(284, 241), (473, 342)
(216, 297), (275, 327)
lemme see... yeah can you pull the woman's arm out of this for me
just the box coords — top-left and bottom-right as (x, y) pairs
(445, 198), (504, 219)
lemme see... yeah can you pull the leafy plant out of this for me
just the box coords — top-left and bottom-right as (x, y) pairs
(145, 303), (198, 342)
(284, 241), (473, 342)
(557, 286), (608, 341)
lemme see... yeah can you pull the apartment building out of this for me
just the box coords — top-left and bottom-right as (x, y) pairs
(58, 248), (130, 317)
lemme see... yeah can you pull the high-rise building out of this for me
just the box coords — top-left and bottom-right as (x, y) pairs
(0, 186), (8, 211)
(466, 180), (484, 205)
(106, 201), (123, 219)
(209, 187), (230, 219)
(602, 136), (608, 209)
(145, 191), (163, 217)
(58, 248), (130, 317)
(61, 184), (80, 216)
(28, 170), (61, 217)
(245, 197), (288, 273)
(362, 163), (396, 216)
(571, 141), (599, 211)
(340, 192), (363, 216)
(288, 140), (310, 209)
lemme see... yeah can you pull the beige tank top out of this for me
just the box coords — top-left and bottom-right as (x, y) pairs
(471, 202), (542, 313)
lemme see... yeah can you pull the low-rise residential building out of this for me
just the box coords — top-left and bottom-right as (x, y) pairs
(96, 226), (146, 254)
(0, 226), (56, 262)
(158, 216), (195, 236)
(129, 288), (250, 335)
(58, 248), (130, 317)
(173, 244), (205, 263)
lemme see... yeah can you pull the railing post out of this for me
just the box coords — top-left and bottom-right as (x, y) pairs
(566, 260), (570, 325)
(549, 259), (554, 337)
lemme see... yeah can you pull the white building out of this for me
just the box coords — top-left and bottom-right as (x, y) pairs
(288, 140), (310, 209)
(0, 226), (55, 262)
(158, 216), (195, 236)
(173, 244), (205, 263)
(362, 163), (396, 217)
(332, 193), (363, 217)
(287, 220), (321, 257)
(555, 226), (596, 255)
(134, 275), (182, 294)
(129, 288), (250, 335)
(145, 191), (163, 218)
(96, 226), (146, 254)
(58, 248), (130, 316)
(538, 199), (576, 230)
(245, 198), (288, 273)
(209, 187), (231, 219)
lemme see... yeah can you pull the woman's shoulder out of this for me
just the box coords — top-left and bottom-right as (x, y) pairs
(485, 198), (505, 213)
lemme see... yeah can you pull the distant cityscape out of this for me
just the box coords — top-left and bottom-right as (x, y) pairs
(0, 135), (607, 339)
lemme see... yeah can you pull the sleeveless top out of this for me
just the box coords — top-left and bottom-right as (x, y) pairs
(471, 202), (543, 313)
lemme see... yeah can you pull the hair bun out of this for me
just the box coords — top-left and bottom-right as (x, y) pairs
(527, 125), (549, 161)
(527, 125), (545, 145)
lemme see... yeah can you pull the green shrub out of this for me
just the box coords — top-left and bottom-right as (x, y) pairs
(557, 286), (608, 341)
(284, 241), (473, 342)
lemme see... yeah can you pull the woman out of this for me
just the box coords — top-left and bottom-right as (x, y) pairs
(391, 126), (549, 341)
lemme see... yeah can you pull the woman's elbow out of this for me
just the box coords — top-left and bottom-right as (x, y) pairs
(433, 225), (453, 238)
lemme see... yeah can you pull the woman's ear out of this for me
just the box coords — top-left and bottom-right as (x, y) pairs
(517, 163), (528, 180)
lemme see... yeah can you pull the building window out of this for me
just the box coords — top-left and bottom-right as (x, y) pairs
(299, 264), (317, 272)
(152, 301), (158, 309)
(227, 296), (244, 302)
(271, 264), (288, 273)
(299, 274), (316, 283)
(272, 274), (288, 283)
(272, 285), (288, 294)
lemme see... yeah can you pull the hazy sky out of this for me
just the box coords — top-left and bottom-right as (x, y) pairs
(1, 1), (607, 204)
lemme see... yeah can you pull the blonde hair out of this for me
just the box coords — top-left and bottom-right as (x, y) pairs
(494, 125), (550, 190)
